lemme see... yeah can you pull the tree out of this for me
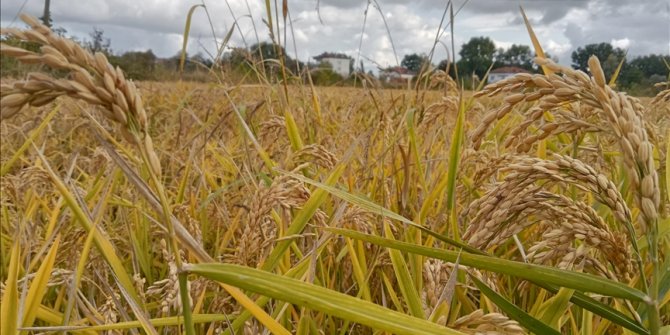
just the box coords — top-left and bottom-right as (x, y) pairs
(571, 43), (625, 78)
(629, 54), (669, 78)
(401, 53), (430, 73)
(457, 37), (496, 79)
(495, 44), (533, 71)
(618, 54), (670, 94)
(86, 28), (111, 55)
(250, 42), (284, 61)
(110, 50), (157, 80)
(249, 41), (303, 78)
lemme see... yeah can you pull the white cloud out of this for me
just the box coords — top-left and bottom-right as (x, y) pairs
(611, 38), (631, 49)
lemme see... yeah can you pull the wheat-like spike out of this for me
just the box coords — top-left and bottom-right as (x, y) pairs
(291, 144), (338, 170)
(462, 155), (633, 247)
(472, 56), (659, 233)
(0, 14), (160, 176)
(451, 309), (526, 335)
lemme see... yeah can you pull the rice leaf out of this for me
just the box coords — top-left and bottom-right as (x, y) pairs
(471, 275), (559, 335)
(384, 223), (425, 319)
(406, 108), (426, 189)
(285, 109), (304, 151)
(22, 235), (60, 328)
(520, 6), (552, 75)
(328, 228), (649, 302)
(180, 5), (204, 74)
(1, 241), (20, 335)
(262, 164), (345, 271)
(536, 287), (575, 330)
(33, 146), (141, 302)
(277, 168), (481, 254)
(0, 104), (59, 177)
(446, 95), (466, 239)
(184, 263), (464, 335)
(608, 50), (628, 87)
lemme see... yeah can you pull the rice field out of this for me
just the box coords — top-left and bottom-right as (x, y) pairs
(1, 13), (669, 335)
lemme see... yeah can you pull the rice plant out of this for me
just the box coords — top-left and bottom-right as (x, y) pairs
(1, 8), (668, 335)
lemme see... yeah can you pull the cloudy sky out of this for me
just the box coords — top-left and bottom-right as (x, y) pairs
(1, 0), (669, 71)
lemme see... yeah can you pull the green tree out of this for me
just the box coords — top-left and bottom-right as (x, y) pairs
(618, 54), (669, 94)
(86, 28), (111, 55)
(250, 41), (303, 77)
(250, 42), (283, 61)
(401, 53), (430, 73)
(495, 44), (533, 71)
(571, 43), (625, 78)
(457, 37), (496, 79)
(110, 50), (157, 80)
(629, 54), (669, 78)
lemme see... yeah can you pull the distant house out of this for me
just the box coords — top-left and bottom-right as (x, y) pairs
(488, 66), (531, 83)
(380, 66), (415, 85)
(313, 52), (352, 78)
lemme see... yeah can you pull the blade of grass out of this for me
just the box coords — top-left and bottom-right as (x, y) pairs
(470, 274), (560, 335)
(277, 168), (481, 254)
(180, 5), (205, 74)
(608, 50), (628, 88)
(328, 228), (649, 302)
(261, 164), (345, 271)
(0, 104), (60, 177)
(383, 223), (425, 319)
(22, 235), (60, 329)
(285, 109), (304, 151)
(536, 287), (575, 330)
(446, 95), (466, 240)
(520, 6), (552, 75)
(1, 240), (20, 335)
(184, 263), (464, 335)
(406, 108), (426, 190)
(32, 145), (141, 302)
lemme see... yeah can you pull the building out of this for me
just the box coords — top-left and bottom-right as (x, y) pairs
(380, 66), (415, 86)
(488, 66), (531, 83)
(313, 52), (352, 78)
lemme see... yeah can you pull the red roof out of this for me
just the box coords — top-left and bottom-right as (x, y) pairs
(491, 66), (531, 74)
(382, 66), (411, 74)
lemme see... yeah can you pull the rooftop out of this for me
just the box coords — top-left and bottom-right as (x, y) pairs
(491, 66), (531, 74)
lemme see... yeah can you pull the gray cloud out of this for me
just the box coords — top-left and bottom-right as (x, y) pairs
(1, 0), (667, 72)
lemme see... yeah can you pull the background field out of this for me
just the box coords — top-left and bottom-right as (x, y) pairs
(1, 10), (669, 335)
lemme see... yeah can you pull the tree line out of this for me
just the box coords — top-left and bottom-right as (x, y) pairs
(398, 37), (668, 95)
(1, 27), (667, 95)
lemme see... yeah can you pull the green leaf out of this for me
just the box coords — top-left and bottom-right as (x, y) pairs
(1, 104), (60, 177)
(180, 5), (204, 74)
(262, 164), (345, 271)
(285, 110), (304, 151)
(185, 263), (464, 335)
(446, 96), (466, 239)
(328, 228), (648, 302)
(276, 169), (481, 254)
(1, 241), (20, 335)
(22, 236), (61, 328)
(536, 287), (574, 330)
(535, 283), (648, 335)
(470, 275), (560, 335)
(384, 224), (425, 319)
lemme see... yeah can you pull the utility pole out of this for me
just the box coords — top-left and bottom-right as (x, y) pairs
(41, 0), (52, 27)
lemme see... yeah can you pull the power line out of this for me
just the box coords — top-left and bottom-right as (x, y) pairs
(8, 0), (31, 27)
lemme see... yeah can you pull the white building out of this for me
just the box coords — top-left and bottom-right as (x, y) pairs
(313, 53), (352, 78)
(488, 66), (531, 83)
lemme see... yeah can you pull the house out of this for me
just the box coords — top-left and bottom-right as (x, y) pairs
(379, 66), (415, 86)
(313, 52), (352, 78)
(488, 66), (531, 83)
